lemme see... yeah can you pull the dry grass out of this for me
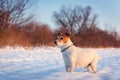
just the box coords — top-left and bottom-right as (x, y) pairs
(0, 22), (120, 48)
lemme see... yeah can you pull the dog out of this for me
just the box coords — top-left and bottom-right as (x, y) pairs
(54, 33), (99, 73)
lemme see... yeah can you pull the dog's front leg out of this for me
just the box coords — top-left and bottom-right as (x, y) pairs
(69, 63), (75, 72)
(65, 65), (70, 72)
(64, 62), (70, 72)
(65, 63), (74, 72)
(66, 59), (75, 72)
(68, 54), (76, 72)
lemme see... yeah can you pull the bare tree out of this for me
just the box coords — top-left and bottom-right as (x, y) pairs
(53, 5), (98, 34)
(0, 0), (32, 30)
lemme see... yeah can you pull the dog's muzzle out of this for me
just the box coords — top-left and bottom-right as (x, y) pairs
(54, 41), (57, 45)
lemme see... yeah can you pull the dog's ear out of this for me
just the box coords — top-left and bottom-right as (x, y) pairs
(65, 33), (70, 37)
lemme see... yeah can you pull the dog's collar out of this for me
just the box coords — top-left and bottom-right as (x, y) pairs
(61, 44), (73, 52)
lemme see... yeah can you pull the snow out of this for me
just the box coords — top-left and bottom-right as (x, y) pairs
(0, 46), (120, 80)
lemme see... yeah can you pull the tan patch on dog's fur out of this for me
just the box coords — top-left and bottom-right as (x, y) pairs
(57, 33), (70, 43)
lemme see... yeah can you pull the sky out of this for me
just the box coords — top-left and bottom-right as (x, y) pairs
(28, 0), (120, 33)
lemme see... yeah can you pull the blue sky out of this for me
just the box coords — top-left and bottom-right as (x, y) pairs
(28, 0), (120, 33)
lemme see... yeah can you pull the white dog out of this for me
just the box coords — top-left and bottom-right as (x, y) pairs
(54, 33), (99, 73)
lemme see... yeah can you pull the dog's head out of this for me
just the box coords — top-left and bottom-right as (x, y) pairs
(54, 33), (70, 47)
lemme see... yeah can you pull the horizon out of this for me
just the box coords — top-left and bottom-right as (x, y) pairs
(28, 0), (120, 33)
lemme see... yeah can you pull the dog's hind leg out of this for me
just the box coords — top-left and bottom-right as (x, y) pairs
(90, 64), (96, 73)
(86, 63), (93, 72)
(91, 56), (99, 73)
(90, 60), (98, 73)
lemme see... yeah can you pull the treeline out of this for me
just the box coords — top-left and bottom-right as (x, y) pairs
(0, 0), (120, 47)
(0, 22), (54, 47)
(53, 5), (120, 48)
(0, 21), (120, 48)
(55, 26), (120, 48)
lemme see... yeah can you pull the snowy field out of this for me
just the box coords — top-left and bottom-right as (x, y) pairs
(0, 46), (120, 80)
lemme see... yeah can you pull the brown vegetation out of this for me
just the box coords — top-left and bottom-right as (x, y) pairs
(0, 22), (54, 47)
(0, 1), (120, 48)
(55, 26), (120, 48)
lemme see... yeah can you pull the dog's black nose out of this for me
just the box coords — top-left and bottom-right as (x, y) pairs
(54, 41), (57, 45)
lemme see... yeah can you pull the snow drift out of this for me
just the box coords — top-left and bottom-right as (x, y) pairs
(0, 46), (120, 80)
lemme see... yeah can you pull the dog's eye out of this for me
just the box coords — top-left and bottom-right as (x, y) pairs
(60, 37), (63, 40)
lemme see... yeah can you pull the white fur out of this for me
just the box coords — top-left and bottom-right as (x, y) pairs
(57, 39), (99, 73)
